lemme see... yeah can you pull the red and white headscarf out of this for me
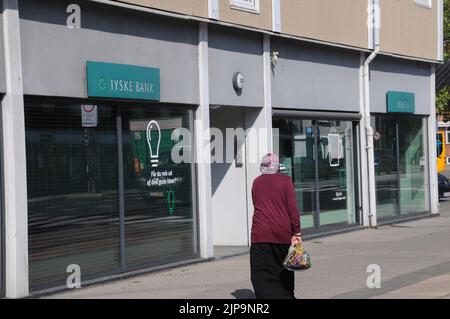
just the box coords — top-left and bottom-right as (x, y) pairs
(260, 153), (280, 175)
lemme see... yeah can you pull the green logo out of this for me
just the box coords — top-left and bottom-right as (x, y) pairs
(387, 91), (415, 113)
(98, 77), (107, 91)
(87, 61), (160, 101)
(167, 189), (175, 215)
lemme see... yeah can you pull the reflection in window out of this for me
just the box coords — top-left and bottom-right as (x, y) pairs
(273, 119), (315, 229)
(26, 101), (198, 290)
(273, 118), (357, 232)
(372, 115), (429, 219)
(316, 121), (356, 227)
(26, 101), (120, 290)
(121, 107), (197, 269)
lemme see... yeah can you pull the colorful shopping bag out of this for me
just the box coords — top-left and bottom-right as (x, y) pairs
(282, 243), (312, 271)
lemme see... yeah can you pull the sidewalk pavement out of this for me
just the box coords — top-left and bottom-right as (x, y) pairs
(43, 201), (450, 299)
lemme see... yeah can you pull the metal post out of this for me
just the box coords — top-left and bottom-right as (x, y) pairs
(314, 123), (321, 232)
(359, 53), (370, 227)
(362, 0), (380, 228)
(0, 94), (4, 298)
(189, 109), (199, 255)
(395, 119), (401, 216)
(116, 110), (126, 269)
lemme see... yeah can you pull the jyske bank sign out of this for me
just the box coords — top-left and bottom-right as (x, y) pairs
(86, 61), (160, 101)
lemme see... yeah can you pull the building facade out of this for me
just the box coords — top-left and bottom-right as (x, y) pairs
(0, 0), (443, 297)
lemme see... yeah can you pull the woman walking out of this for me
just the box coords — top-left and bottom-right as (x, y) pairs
(250, 153), (302, 299)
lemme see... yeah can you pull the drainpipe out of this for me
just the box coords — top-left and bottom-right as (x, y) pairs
(363, 0), (380, 228)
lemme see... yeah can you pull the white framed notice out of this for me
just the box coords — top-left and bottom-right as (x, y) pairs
(81, 104), (98, 127)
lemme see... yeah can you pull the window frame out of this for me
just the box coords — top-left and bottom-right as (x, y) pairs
(24, 96), (200, 291)
(230, 0), (260, 13)
(415, 0), (432, 9)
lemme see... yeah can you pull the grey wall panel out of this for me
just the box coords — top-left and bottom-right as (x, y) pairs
(0, 7), (6, 93)
(19, 0), (199, 104)
(210, 106), (248, 246)
(370, 56), (431, 115)
(208, 26), (264, 108)
(271, 37), (361, 112)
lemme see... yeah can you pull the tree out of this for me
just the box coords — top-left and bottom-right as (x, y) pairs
(437, 87), (450, 120)
(437, 0), (450, 118)
(444, 0), (450, 60)
(436, 89), (449, 122)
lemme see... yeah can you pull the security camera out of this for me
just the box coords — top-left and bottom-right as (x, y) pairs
(271, 51), (279, 64)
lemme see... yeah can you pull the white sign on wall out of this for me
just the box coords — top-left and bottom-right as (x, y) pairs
(81, 105), (98, 127)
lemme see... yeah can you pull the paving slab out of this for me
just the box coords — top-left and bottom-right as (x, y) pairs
(372, 273), (450, 299)
(42, 200), (450, 299)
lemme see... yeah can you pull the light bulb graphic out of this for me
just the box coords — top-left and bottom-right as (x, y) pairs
(146, 120), (161, 168)
(167, 189), (176, 215)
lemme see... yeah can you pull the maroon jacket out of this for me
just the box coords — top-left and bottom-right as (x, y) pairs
(251, 173), (301, 245)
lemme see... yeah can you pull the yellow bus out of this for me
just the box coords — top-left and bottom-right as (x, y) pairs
(437, 131), (446, 173)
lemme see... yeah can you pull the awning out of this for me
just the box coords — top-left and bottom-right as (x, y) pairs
(272, 109), (362, 121)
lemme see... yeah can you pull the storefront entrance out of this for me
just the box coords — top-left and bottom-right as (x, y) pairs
(372, 115), (430, 220)
(273, 117), (360, 234)
(25, 98), (198, 291)
(210, 106), (250, 249)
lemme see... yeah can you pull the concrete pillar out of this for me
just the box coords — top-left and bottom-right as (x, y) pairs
(2, 0), (29, 298)
(196, 22), (214, 259)
(244, 34), (274, 241)
(429, 64), (439, 215)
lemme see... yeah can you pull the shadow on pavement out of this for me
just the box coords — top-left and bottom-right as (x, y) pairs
(231, 289), (256, 299)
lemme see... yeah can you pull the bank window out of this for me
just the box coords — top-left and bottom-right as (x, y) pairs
(231, 0), (259, 13)
(25, 100), (198, 290)
(415, 0), (432, 8)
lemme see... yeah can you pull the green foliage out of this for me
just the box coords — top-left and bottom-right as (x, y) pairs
(445, 0), (450, 60)
(437, 87), (450, 120)
(437, 0), (450, 117)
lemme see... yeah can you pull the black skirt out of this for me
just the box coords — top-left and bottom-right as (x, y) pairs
(250, 243), (295, 299)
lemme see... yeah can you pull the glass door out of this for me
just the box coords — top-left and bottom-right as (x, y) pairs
(372, 115), (429, 220)
(274, 118), (358, 234)
(275, 119), (316, 231)
(316, 121), (357, 230)
(372, 115), (400, 219)
(398, 117), (428, 215)
(120, 106), (198, 269)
